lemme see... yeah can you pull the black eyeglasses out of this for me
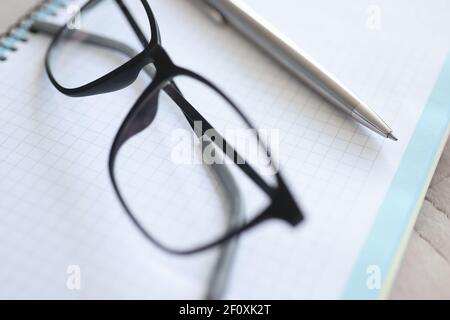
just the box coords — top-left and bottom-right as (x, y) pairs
(41, 0), (304, 255)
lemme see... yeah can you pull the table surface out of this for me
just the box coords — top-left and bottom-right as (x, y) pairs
(2, 0), (450, 300)
(390, 139), (450, 299)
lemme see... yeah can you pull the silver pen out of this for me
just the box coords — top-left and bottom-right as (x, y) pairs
(197, 0), (397, 141)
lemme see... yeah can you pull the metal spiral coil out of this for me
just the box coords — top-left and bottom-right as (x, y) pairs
(0, 0), (68, 61)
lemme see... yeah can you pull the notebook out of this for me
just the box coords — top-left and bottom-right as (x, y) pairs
(0, 0), (449, 299)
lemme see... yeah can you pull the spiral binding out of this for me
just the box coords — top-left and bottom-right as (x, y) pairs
(0, 0), (68, 62)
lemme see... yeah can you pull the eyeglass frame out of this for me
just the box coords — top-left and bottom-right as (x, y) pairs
(43, 0), (304, 255)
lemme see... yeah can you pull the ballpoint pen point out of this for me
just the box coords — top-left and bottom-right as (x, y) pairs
(388, 133), (398, 141)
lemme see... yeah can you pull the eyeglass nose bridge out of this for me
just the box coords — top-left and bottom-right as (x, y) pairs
(146, 44), (178, 79)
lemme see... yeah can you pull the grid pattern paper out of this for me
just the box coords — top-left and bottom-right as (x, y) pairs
(0, 0), (449, 298)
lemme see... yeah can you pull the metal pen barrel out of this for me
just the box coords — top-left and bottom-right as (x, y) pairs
(203, 0), (395, 139)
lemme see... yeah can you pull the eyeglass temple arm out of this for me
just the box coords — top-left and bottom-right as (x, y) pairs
(166, 85), (274, 196)
(202, 139), (245, 300)
(31, 20), (244, 299)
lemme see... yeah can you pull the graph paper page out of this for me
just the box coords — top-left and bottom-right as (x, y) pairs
(0, 0), (449, 298)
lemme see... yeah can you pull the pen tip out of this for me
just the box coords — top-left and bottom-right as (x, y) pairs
(387, 133), (398, 141)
